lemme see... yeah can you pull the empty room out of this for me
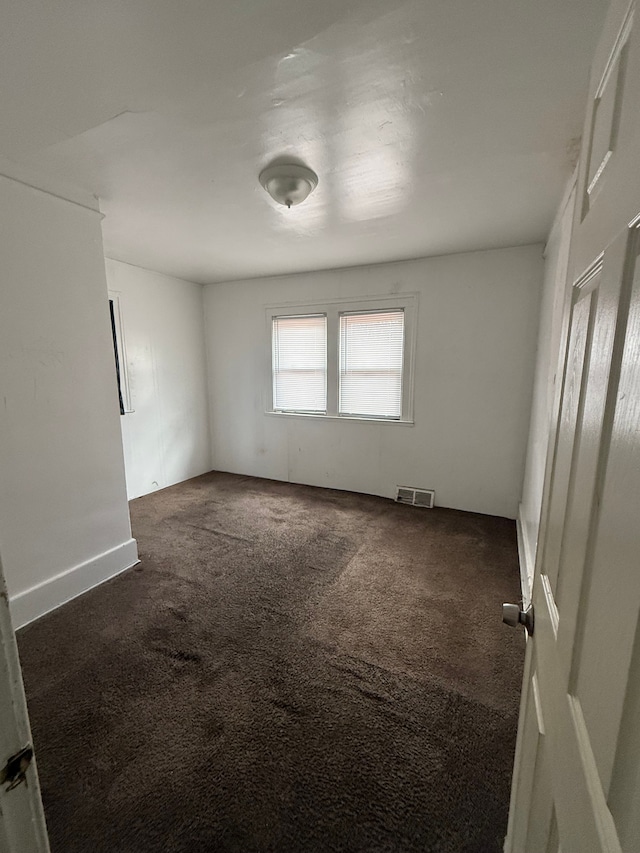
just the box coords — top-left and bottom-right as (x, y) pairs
(2, 0), (640, 852)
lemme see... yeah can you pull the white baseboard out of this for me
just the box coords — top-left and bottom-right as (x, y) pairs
(516, 504), (534, 607)
(9, 538), (139, 630)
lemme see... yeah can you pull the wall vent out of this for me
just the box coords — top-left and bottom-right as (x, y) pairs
(395, 486), (435, 508)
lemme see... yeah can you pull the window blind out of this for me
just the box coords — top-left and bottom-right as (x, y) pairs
(272, 314), (327, 412)
(339, 310), (404, 418)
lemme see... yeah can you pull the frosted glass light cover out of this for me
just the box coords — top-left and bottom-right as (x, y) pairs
(259, 164), (318, 207)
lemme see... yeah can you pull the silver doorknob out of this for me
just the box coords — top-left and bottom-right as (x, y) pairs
(502, 603), (534, 636)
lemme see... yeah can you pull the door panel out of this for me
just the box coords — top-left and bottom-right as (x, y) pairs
(541, 285), (596, 594)
(523, 666), (554, 852)
(509, 222), (640, 853)
(608, 614), (640, 850)
(546, 812), (559, 853)
(584, 24), (631, 204)
(571, 232), (640, 791)
(554, 236), (632, 641)
(0, 558), (50, 852)
(506, 1), (640, 847)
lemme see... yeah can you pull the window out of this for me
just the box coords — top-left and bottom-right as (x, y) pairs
(268, 296), (416, 423)
(272, 314), (327, 413)
(339, 310), (404, 418)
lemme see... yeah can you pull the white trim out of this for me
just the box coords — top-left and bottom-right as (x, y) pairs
(516, 503), (534, 607)
(265, 411), (415, 426)
(544, 169), (579, 259)
(587, 150), (614, 197)
(264, 291), (420, 311)
(573, 254), (604, 291)
(9, 539), (139, 630)
(595, 0), (634, 99)
(532, 673), (546, 736)
(567, 695), (623, 852)
(0, 154), (101, 216)
(541, 574), (560, 639)
(582, 1), (634, 211)
(503, 639), (536, 853)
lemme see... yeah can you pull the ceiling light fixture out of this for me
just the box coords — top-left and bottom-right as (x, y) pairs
(259, 163), (318, 209)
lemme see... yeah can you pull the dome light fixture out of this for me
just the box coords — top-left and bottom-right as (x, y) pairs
(259, 163), (318, 209)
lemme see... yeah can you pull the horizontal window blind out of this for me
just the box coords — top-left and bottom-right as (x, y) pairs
(339, 310), (404, 418)
(272, 314), (327, 412)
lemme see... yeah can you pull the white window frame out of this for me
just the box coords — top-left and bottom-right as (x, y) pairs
(271, 312), (328, 414)
(265, 294), (417, 424)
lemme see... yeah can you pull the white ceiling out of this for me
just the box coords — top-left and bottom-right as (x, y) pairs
(1, 0), (606, 283)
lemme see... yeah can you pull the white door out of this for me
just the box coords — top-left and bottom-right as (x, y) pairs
(0, 554), (50, 853)
(506, 0), (640, 850)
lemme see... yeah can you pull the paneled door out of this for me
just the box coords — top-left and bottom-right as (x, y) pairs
(505, 1), (640, 851)
(0, 551), (50, 852)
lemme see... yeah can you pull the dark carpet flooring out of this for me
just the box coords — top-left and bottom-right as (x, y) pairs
(17, 472), (524, 853)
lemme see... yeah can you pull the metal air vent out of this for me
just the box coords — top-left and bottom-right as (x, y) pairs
(395, 487), (435, 508)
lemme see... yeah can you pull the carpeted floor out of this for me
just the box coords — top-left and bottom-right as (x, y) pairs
(17, 472), (524, 853)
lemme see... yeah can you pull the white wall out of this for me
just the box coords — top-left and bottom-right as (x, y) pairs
(518, 180), (576, 589)
(105, 259), (211, 500)
(0, 170), (137, 628)
(204, 245), (543, 519)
